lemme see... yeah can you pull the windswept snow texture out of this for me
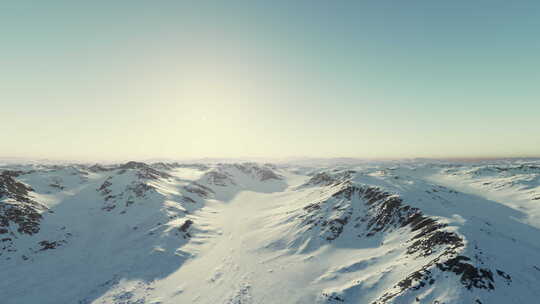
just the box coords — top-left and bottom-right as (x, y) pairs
(1, 160), (540, 304)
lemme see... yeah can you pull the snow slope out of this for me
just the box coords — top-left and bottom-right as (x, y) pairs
(1, 160), (540, 304)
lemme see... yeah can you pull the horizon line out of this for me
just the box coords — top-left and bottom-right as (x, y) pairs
(1, 155), (540, 165)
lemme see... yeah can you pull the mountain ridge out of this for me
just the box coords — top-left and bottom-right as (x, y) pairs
(1, 160), (539, 303)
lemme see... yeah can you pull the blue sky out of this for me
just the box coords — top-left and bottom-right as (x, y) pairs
(1, 1), (539, 160)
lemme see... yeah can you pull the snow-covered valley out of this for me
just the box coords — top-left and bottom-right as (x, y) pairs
(1, 160), (540, 304)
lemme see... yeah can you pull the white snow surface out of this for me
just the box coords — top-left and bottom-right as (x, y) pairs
(1, 160), (540, 304)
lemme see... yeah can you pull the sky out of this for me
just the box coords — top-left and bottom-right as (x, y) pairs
(1, 1), (539, 161)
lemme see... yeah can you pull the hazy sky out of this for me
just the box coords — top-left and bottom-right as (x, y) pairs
(2, 1), (539, 161)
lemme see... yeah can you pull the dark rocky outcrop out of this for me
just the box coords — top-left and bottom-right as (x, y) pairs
(179, 219), (193, 238)
(302, 171), (356, 187)
(184, 182), (214, 199)
(203, 170), (236, 186)
(232, 163), (282, 181)
(0, 171), (47, 236)
(38, 240), (65, 251)
(119, 161), (171, 180)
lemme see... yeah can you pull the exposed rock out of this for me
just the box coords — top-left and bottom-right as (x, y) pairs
(203, 170), (236, 186)
(437, 256), (494, 290)
(232, 163), (282, 181)
(302, 170), (356, 187)
(38, 240), (66, 251)
(119, 161), (171, 180)
(184, 182), (214, 198)
(179, 219), (193, 238)
(0, 172), (47, 236)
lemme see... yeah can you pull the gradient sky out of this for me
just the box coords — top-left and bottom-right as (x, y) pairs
(1, 1), (539, 161)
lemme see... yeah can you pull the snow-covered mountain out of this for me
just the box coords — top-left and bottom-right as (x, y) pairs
(1, 160), (540, 304)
